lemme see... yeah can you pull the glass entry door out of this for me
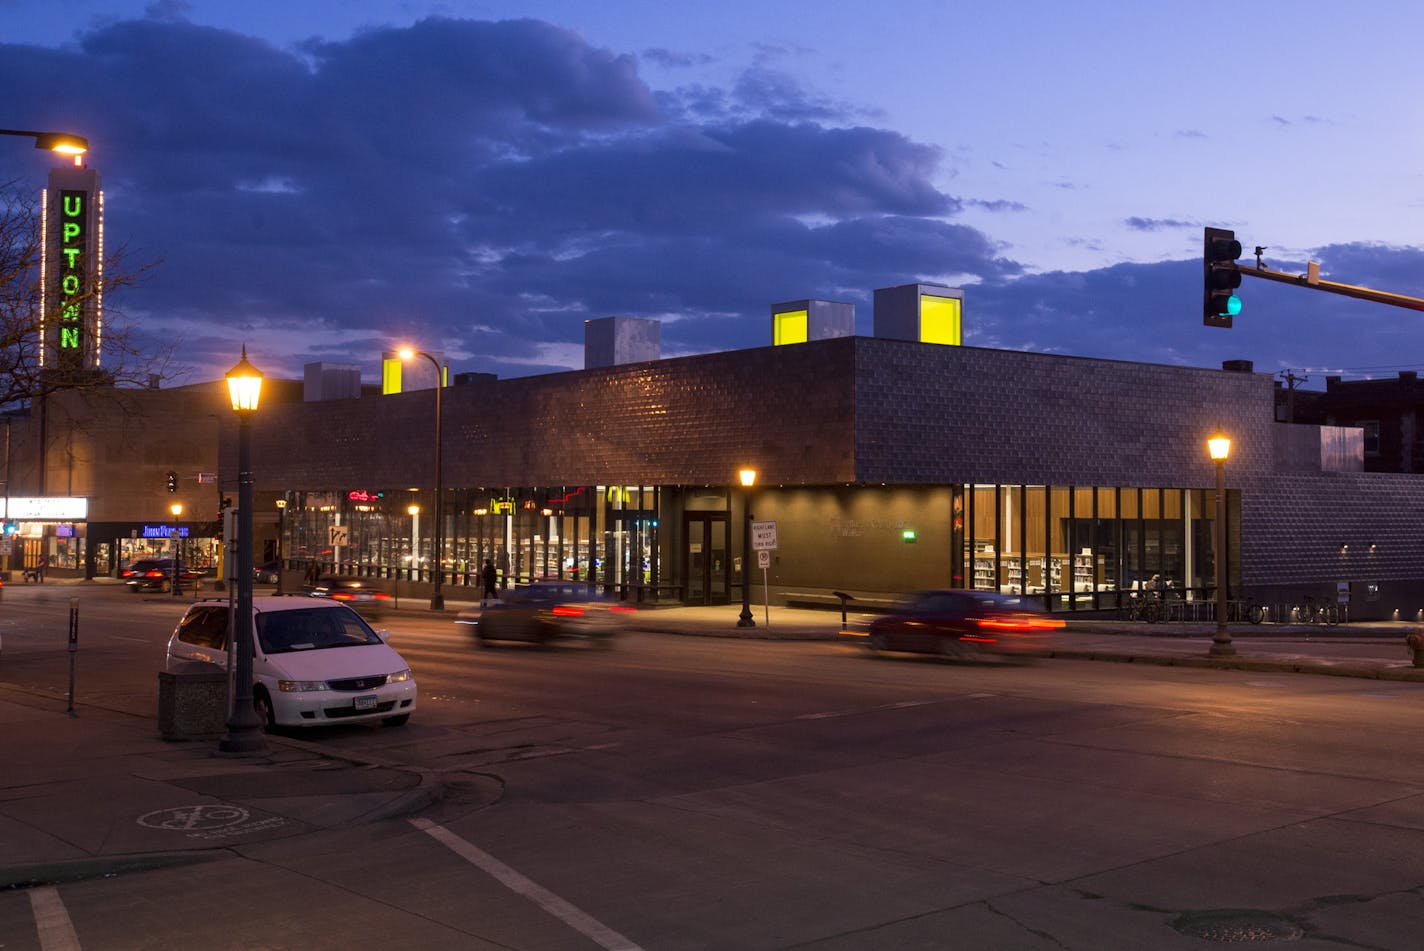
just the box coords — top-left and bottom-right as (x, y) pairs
(683, 513), (729, 604)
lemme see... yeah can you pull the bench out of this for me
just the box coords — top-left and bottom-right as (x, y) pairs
(781, 591), (900, 613)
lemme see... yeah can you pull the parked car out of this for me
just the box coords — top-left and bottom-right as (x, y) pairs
(165, 596), (416, 729)
(307, 575), (392, 617)
(121, 558), (204, 592)
(853, 590), (1063, 660)
(455, 581), (635, 646)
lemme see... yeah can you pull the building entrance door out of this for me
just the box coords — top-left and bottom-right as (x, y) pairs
(683, 513), (729, 604)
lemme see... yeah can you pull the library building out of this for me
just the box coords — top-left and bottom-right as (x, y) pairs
(234, 284), (1424, 620)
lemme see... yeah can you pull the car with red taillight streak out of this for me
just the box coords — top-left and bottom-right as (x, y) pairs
(455, 580), (635, 646)
(851, 590), (1062, 660)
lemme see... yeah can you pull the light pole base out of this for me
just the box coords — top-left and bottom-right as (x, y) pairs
(429, 592), (445, 611)
(737, 608), (756, 628)
(217, 729), (268, 756)
(218, 709), (268, 756)
(1208, 631), (1237, 657)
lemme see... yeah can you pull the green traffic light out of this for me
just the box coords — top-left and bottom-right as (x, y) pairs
(1226, 295), (1242, 317)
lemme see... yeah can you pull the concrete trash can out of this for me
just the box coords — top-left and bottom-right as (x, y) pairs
(157, 662), (229, 739)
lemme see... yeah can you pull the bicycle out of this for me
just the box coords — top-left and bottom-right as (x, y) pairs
(1227, 597), (1268, 624)
(1292, 595), (1339, 626)
(1120, 592), (1164, 623)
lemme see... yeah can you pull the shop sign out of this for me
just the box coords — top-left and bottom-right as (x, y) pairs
(1, 497), (88, 520)
(57, 190), (88, 355)
(142, 525), (189, 539)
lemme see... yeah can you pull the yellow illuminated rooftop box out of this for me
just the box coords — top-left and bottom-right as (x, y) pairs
(770, 299), (855, 345)
(872, 284), (963, 345)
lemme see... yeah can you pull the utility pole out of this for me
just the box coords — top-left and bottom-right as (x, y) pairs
(1277, 370), (1308, 424)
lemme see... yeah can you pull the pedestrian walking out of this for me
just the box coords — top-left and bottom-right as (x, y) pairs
(480, 558), (498, 606)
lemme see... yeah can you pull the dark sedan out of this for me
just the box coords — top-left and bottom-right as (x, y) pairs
(121, 558), (205, 593)
(306, 575), (392, 617)
(455, 581), (635, 646)
(850, 590), (1063, 660)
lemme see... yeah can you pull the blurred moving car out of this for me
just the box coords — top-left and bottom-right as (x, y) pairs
(455, 581), (635, 646)
(850, 590), (1063, 660)
(166, 596), (416, 729)
(307, 575), (392, 617)
(254, 559), (282, 584)
(122, 558), (205, 593)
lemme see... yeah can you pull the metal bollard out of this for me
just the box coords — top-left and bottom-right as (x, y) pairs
(66, 597), (79, 717)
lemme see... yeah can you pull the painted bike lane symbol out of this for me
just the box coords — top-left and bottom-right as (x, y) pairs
(138, 804), (250, 832)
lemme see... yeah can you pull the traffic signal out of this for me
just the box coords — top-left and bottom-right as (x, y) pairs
(166, 470), (178, 493)
(1203, 226), (1243, 328)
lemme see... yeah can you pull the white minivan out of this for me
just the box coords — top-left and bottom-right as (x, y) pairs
(166, 596), (417, 729)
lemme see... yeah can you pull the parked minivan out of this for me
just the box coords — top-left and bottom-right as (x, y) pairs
(165, 596), (417, 730)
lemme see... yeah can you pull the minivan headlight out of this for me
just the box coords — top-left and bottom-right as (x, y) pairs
(278, 679), (330, 692)
(386, 668), (412, 684)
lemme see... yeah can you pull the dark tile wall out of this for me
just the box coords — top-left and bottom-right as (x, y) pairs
(852, 339), (1274, 488)
(1242, 471), (1424, 585)
(250, 340), (859, 490)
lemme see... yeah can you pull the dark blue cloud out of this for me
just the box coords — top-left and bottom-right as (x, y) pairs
(966, 242), (1424, 381)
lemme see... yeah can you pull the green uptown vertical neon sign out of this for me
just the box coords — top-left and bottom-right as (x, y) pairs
(57, 189), (86, 357)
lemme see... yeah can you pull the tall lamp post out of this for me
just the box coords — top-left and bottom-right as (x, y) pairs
(737, 467), (757, 628)
(1208, 428), (1236, 657)
(399, 348), (445, 610)
(274, 498), (287, 596)
(169, 502), (183, 596)
(219, 347), (267, 755)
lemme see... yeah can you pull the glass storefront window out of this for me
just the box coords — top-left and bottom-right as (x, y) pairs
(1024, 486), (1046, 595)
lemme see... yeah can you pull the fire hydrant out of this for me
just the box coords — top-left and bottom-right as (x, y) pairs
(1406, 629), (1424, 667)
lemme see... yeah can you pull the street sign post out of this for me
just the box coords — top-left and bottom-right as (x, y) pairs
(751, 523), (776, 625)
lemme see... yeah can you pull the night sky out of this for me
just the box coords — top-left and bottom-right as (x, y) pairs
(5, 0), (1423, 388)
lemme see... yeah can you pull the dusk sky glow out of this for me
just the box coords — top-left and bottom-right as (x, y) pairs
(4, 0), (1423, 388)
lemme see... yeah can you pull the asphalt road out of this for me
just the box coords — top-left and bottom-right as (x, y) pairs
(5, 586), (1424, 949)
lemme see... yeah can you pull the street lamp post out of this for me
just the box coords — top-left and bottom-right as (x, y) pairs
(274, 498), (287, 596)
(1208, 429), (1236, 657)
(0, 128), (89, 156)
(219, 346), (267, 755)
(169, 502), (183, 596)
(399, 348), (445, 610)
(737, 468), (757, 628)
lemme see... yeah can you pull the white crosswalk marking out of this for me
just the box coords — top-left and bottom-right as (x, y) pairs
(411, 817), (644, 951)
(30, 887), (81, 951)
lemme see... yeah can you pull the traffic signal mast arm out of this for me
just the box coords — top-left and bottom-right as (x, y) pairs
(1236, 263), (1424, 313)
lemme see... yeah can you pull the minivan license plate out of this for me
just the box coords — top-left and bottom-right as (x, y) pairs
(353, 695), (377, 710)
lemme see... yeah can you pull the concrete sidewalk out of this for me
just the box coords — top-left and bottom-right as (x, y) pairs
(0, 685), (443, 889)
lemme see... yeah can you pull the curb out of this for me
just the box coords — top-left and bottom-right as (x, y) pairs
(0, 851), (224, 891)
(1048, 648), (1424, 681)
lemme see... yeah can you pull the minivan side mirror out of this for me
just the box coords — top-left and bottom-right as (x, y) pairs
(375, 629), (392, 643)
